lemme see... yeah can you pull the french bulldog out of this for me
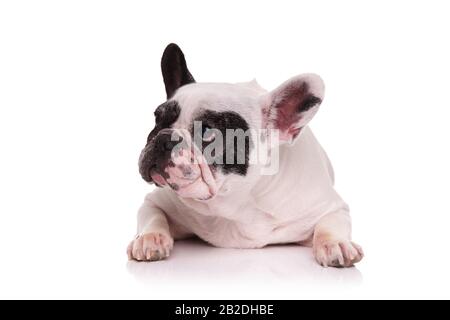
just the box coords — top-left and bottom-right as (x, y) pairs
(127, 43), (363, 268)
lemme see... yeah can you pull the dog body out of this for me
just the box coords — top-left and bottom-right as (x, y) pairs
(128, 44), (363, 267)
(144, 125), (341, 249)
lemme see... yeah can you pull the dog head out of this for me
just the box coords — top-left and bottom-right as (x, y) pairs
(139, 43), (324, 201)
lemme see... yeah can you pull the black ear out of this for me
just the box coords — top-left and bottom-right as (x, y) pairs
(161, 43), (195, 99)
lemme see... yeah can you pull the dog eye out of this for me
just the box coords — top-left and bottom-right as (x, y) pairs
(202, 125), (216, 142)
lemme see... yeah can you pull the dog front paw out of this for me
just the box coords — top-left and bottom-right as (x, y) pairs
(127, 232), (174, 262)
(313, 237), (364, 268)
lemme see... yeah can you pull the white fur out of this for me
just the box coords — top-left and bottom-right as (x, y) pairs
(128, 76), (364, 268)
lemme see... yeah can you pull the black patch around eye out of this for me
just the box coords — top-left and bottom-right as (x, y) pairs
(192, 110), (252, 176)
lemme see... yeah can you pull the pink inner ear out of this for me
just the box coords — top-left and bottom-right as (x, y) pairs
(272, 82), (309, 133)
(288, 126), (302, 139)
(278, 123), (302, 142)
(275, 99), (302, 132)
(267, 78), (322, 142)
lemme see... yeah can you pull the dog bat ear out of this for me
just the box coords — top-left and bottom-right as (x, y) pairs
(161, 43), (195, 99)
(264, 74), (324, 144)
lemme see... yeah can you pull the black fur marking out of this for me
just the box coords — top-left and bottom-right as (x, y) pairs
(147, 100), (181, 143)
(139, 101), (181, 183)
(299, 94), (322, 113)
(192, 110), (252, 176)
(277, 82), (321, 114)
(161, 43), (195, 99)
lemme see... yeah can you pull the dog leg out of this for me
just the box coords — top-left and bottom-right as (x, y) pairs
(313, 211), (364, 268)
(127, 194), (174, 261)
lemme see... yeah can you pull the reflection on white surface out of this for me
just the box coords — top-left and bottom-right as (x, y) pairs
(127, 239), (362, 287)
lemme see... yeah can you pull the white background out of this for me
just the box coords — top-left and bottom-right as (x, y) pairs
(1, 0), (449, 299)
